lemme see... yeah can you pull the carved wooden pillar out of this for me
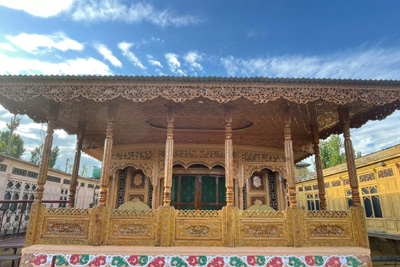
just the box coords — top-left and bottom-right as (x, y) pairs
(284, 107), (297, 207)
(276, 174), (285, 210)
(152, 178), (158, 209)
(311, 124), (327, 210)
(99, 104), (116, 206)
(339, 108), (361, 207)
(35, 102), (60, 203)
(69, 121), (86, 207)
(225, 107), (234, 206)
(163, 107), (174, 206)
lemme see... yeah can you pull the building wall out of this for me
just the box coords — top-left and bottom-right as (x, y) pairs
(0, 155), (100, 208)
(296, 145), (400, 235)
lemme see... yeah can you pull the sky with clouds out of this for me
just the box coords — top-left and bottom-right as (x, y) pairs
(0, 0), (399, 174)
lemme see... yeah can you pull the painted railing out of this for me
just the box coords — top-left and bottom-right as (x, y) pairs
(0, 200), (68, 238)
(25, 204), (369, 248)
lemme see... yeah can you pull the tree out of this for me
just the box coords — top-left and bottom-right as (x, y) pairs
(30, 144), (60, 168)
(6, 115), (20, 156)
(0, 130), (25, 159)
(314, 134), (362, 169)
(49, 146), (59, 168)
(80, 163), (88, 177)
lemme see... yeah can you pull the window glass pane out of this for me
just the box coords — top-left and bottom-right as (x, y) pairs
(363, 197), (373, 217)
(348, 198), (353, 208)
(171, 176), (178, 202)
(316, 200), (320, 210)
(370, 187), (378, 194)
(201, 176), (216, 203)
(372, 196), (383, 218)
(180, 205), (195, 210)
(307, 200), (312, 211)
(180, 176), (195, 203)
(201, 205), (216, 210)
(362, 188), (369, 195)
(218, 177), (226, 204)
(311, 201), (315, 211)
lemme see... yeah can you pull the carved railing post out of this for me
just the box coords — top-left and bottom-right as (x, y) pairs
(284, 107), (297, 207)
(163, 107), (174, 206)
(310, 124), (327, 210)
(99, 104), (116, 206)
(69, 121), (86, 207)
(338, 108), (361, 207)
(152, 178), (158, 209)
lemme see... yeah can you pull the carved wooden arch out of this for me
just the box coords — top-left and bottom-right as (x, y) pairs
(110, 162), (155, 184)
(173, 160), (239, 180)
(173, 160), (225, 170)
(242, 164), (287, 183)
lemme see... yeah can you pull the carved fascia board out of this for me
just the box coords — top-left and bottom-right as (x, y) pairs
(111, 151), (154, 161)
(242, 163), (287, 181)
(1, 80), (400, 106)
(110, 162), (154, 181)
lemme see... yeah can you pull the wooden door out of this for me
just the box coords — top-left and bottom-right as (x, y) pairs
(171, 175), (226, 210)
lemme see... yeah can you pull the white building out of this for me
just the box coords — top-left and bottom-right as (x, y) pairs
(0, 154), (100, 208)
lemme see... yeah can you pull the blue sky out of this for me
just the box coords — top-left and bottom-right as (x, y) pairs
(0, 0), (399, 173)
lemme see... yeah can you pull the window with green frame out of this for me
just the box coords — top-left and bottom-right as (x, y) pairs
(361, 186), (383, 218)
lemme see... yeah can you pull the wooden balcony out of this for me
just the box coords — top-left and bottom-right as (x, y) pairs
(25, 204), (369, 248)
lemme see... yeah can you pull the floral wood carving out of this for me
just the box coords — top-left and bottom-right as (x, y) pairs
(310, 224), (348, 237)
(244, 224), (284, 238)
(110, 162), (154, 179)
(241, 152), (285, 163)
(1, 79), (400, 106)
(112, 151), (154, 161)
(243, 164), (286, 180)
(159, 149), (237, 159)
(112, 223), (153, 237)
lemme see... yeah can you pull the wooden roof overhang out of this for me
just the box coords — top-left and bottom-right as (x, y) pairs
(0, 75), (399, 162)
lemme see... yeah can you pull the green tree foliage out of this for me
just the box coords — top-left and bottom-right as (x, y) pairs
(0, 130), (25, 159)
(314, 134), (362, 169)
(30, 144), (60, 168)
(6, 115), (21, 156)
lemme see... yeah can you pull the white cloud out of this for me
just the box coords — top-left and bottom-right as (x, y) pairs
(165, 53), (185, 75)
(0, 43), (15, 52)
(0, 52), (112, 75)
(69, 0), (201, 27)
(118, 42), (146, 70)
(147, 55), (163, 68)
(184, 51), (203, 71)
(6, 32), (83, 54)
(220, 45), (400, 79)
(351, 110), (400, 156)
(55, 129), (68, 139)
(93, 43), (122, 67)
(148, 59), (162, 68)
(0, 0), (74, 17)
